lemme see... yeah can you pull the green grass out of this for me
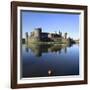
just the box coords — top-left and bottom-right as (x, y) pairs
(28, 41), (69, 45)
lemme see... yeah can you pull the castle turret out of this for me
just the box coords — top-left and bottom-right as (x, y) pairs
(34, 28), (42, 41)
(59, 30), (62, 37)
(64, 32), (67, 39)
(25, 32), (28, 43)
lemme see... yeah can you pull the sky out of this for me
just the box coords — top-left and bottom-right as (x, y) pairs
(21, 11), (80, 40)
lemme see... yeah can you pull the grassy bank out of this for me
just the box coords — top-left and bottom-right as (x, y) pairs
(28, 41), (69, 44)
(27, 41), (69, 45)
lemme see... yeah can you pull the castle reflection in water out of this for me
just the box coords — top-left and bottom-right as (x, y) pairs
(24, 43), (72, 57)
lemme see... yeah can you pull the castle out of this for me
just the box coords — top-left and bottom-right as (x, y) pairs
(25, 28), (74, 44)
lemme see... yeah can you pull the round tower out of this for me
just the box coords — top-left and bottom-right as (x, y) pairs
(64, 32), (67, 39)
(34, 28), (42, 40)
(25, 32), (28, 44)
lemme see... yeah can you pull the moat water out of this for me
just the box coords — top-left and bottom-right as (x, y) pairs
(21, 43), (79, 78)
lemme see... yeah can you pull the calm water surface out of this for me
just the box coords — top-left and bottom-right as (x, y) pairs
(22, 44), (79, 78)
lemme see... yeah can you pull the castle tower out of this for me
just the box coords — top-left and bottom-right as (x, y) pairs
(64, 32), (67, 39)
(59, 30), (62, 37)
(25, 32), (28, 43)
(34, 28), (42, 41)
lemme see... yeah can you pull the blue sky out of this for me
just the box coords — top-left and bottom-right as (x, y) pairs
(21, 11), (80, 39)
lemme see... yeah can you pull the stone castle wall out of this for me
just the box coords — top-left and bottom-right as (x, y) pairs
(26, 28), (69, 43)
